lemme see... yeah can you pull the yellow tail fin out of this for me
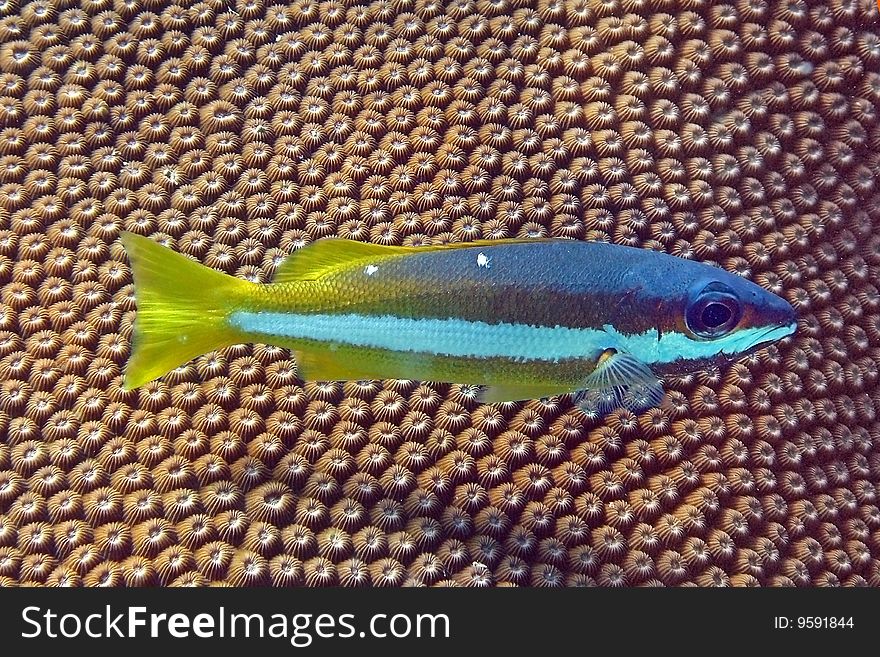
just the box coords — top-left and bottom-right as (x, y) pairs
(121, 232), (253, 390)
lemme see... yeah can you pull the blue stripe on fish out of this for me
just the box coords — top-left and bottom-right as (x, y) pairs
(229, 311), (610, 362)
(607, 321), (798, 365)
(227, 312), (798, 365)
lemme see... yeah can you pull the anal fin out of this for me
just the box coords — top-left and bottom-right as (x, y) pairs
(295, 344), (385, 382)
(299, 346), (576, 404)
(478, 383), (574, 404)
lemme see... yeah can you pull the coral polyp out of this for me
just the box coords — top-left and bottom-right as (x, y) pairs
(0, 0), (877, 589)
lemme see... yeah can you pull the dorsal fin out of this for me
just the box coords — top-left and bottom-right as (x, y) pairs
(272, 237), (559, 283)
(273, 239), (411, 282)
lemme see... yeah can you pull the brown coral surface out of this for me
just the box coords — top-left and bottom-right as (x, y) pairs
(0, 0), (879, 587)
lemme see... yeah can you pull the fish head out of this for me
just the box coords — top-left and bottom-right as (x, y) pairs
(646, 266), (798, 375)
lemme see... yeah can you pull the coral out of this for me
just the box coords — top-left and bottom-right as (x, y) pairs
(0, 0), (877, 590)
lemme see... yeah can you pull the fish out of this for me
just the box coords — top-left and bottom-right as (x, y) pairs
(120, 232), (798, 415)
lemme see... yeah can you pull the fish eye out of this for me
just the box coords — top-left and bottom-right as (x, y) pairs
(686, 283), (742, 339)
(701, 302), (732, 328)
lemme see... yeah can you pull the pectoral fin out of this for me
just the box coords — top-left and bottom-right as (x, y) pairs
(574, 349), (665, 416)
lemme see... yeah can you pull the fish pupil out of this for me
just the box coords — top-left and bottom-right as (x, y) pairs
(701, 302), (732, 328)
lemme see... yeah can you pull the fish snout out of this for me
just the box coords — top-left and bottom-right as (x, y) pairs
(765, 292), (798, 336)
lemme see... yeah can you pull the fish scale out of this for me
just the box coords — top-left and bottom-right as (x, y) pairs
(277, 240), (665, 331)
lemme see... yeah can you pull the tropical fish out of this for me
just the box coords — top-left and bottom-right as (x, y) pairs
(120, 233), (797, 414)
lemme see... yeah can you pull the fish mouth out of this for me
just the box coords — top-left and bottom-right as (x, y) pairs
(721, 321), (797, 357)
(750, 321), (798, 350)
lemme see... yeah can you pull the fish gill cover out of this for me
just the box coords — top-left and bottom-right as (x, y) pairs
(0, 0), (878, 587)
